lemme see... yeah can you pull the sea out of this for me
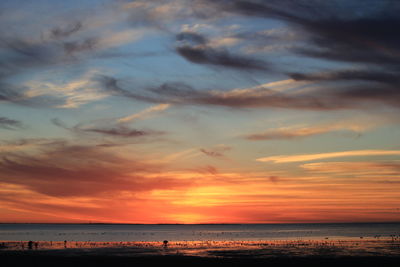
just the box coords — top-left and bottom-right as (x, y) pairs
(0, 223), (399, 242)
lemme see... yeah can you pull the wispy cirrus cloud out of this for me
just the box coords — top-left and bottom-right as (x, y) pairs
(300, 161), (400, 176)
(24, 70), (110, 108)
(0, 3), (146, 107)
(118, 104), (170, 123)
(100, 75), (344, 110)
(244, 119), (377, 141)
(257, 150), (400, 163)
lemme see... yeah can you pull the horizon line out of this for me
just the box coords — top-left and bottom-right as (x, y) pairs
(1, 221), (399, 225)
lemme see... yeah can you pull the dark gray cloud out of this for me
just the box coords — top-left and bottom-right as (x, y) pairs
(176, 32), (208, 45)
(50, 22), (83, 39)
(209, 0), (400, 67)
(0, 117), (23, 130)
(199, 147), (231, 159)
(51, 118), (164, 139)
(0, 84), (25, 103)
(2, 0), (399, 111)
(96, 1), (400, 110)
(83, 125), (159, 138)
(202, 0), (400, 108)
(176, 31), (269, 71)
(289, 70), (400, 85)
(176, 45), (268, 70)
(0, 32), (100, 74)
(63, 38), (98, 55)
(200, 148), (224, 158)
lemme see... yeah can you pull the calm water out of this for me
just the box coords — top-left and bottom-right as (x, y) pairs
(0, 223), (399, 242)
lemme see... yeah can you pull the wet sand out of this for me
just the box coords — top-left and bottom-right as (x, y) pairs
(1, 239), (399, 266)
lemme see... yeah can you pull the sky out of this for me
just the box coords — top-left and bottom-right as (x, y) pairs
(0, 0), (400, 224)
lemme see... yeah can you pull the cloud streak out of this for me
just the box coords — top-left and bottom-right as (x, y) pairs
(118, 104), (170, 123)
(244, 120), (375, 140)
(200, 145), (232, 159)
(300, 161), (400, 176)
(52, 118), (164, 140)
(100, 76), (346, 110)
(257, 150), (400, 163)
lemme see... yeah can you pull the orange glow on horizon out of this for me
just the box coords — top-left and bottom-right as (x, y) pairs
(1, 167), (400, 224)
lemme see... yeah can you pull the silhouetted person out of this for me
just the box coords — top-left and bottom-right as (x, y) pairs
(64, 240), (67, 248)
(28, 241), (33, 250)
(34, 242), (38, 250)
(163, 240), (168, 248)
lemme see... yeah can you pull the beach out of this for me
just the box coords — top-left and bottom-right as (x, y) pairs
(1, 223), (399, 266)
(1, 239), (400, 267)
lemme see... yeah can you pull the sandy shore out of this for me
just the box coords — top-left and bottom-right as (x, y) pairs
(1, 251), (400, 267)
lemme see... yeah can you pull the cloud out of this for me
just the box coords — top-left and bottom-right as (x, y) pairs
(52, 118), (165, 139)
(245, 126), (343, 140)
(0, 117), (23, 130)
(176, 31), (269, 70)
(237, 28), (302, 53)
(0, 84), (25, 103)
(244, 119), (375, 140)
(100, 72), (400, 110)
(289, 70), (400, 85)
(0, 140), (189, 197)
(24, 71), (110, 108)
(2, 0), (400, 111)
(118, 104), (170, 123)
(0, 35), (97, 78)
(200, 145), (232, 159)
(257, 150), (400, 163)
(100, 76), (343, 110)
(123, 0), (224, 28)
(203, 0), (400, 108)
(0, 4), (147, 107)
(0, 138), (66, 153)
(82, 125), (160, 138)
(176, 45), (268, 71)
(50, 22), (83, 39)
(300, 161), (400, 176)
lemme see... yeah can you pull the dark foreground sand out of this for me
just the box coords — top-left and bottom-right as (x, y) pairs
(1, 252), (399, 267)
(1, 239), (399, 267)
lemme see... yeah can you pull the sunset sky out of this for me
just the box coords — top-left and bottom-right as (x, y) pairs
(1, 0), (400, 224)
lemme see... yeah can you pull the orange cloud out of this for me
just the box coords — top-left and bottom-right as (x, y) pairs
(257, 150), (400, 163)
(1, 140), (400, 224)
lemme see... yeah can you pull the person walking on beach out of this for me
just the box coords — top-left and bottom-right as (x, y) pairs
(163, 240), (168, 248)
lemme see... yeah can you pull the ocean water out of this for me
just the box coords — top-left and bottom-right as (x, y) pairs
(0, 223), (399, 242)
